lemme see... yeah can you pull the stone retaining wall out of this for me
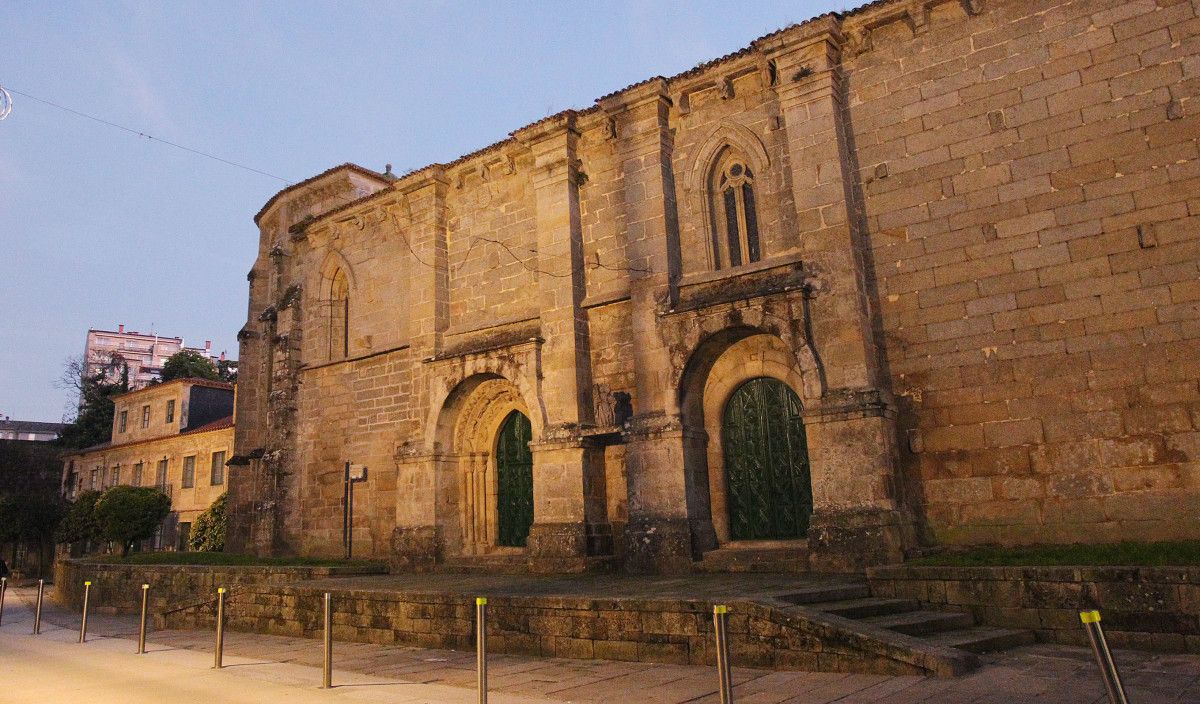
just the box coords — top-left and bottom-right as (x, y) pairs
(53, 559), (385, 614)
(868, 565), (1200, 653)
(160, 585), (974, 677)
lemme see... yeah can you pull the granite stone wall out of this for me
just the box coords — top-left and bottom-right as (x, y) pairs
(869, 564), (1200, 652)
(228, 0), (1200, 571)
(53, 559), (384, 614)
(161, 585), (974, 677)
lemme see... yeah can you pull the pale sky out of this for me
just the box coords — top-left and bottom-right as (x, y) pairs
(0, 0), (839, 422)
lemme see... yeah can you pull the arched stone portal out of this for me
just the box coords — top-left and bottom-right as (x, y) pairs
(679, 329), (817, 550)
(433, 374), (534, 557)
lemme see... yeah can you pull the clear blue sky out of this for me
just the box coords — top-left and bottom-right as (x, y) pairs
(0, 0), (838, 423)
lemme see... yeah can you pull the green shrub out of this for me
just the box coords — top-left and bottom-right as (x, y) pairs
(188, 492), (227, 552)
(93, 486), (171, 556)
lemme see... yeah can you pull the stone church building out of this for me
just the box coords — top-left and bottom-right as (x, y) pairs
(228, 0), (1200, 572)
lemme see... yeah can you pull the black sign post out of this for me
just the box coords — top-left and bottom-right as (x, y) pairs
(342, 462), (368, 560)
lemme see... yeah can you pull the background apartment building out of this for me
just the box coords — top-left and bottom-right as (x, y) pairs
(84, 324), (230, 391)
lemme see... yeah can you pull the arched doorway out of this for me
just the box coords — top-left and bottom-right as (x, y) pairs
(495, 410), (534, 547)
(721, 377), (812, 540)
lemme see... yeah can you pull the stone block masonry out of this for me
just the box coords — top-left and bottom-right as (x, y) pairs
(230, 0), (1200, 572)
(53, 559), (385, 614)
(869, 565), (1200, 653)
(160, 583), (975, 677)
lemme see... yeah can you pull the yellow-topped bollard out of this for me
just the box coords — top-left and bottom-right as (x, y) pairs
(476, 596), (489, 704)
(138, 584), (149, 654)
(79, 581), (93, 643)
(713, 605), (732, 704)
(1079, 610), (1127, 704)
(213, 587), (227, 669)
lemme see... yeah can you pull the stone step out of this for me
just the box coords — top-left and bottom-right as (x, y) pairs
(924, 626), (1037, 653)
(807, 597), (922, 619)
(440, 554), (530, 574)
(861, 609), (975, 636)
(696, 545), (810, 574)
(776, 583), (871, 605)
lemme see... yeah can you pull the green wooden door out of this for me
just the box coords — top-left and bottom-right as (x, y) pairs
(495, 410), (534, 547)
(721, 377), (812, 540)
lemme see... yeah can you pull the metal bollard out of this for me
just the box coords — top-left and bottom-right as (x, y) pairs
(0, 576), (7, 627)
(33, 580), (44, 635)
(79, 581), (92, 643)
(1080, 610), (1129, 704)
(713, 605), (733, 704)
(138, 584), (149, 654)
(476, 597), (488, 704)
(213, 588), (226, 669)
(322, 592), (333, 689)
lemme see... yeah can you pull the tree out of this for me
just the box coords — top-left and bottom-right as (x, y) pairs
(217, 359), (238, 384)
(93, 486), (171, 557)
(56, 490), (102, 546)
(159, 350), (219, 383)
(0, 493), (65, 571)
(57, 353), (129, 449)
(188, 492), (227, 552)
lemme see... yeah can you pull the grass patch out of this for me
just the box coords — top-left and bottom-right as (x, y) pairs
(908, 541), (1200, 567)
(88, 552), (381, 568)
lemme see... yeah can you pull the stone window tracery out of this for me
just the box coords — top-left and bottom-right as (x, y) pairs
(708, 148), (761, 270)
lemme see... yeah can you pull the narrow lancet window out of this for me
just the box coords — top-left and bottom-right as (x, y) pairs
(328, 268), (349, 360)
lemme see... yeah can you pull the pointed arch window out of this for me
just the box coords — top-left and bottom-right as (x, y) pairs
(708, 149), (761, 270)
(328, 268), (349, 360)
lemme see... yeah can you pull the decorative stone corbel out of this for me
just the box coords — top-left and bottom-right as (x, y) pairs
(718, 76), (735, 100)
(845, 27), (871, 57)
(905, 1), (929, 34)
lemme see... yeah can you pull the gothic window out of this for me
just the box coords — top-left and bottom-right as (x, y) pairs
(708, 148), (761, 270)
(327, 268), (349, 360)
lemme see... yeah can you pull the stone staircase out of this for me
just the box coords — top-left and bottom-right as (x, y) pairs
(776, 581), (1036, 655)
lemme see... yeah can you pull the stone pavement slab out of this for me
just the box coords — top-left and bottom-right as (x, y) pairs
(6, 586), (1200, 703)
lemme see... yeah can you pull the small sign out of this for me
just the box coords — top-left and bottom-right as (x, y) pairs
(349, 464), (368, 482)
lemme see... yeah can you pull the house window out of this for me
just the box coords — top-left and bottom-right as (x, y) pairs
(119, 410), (128, 433)
(182, 456), (195, 488)
(328, 268), (349, 360)
(156, 459), (168, 487)
(166, 400), (175, 424)
(133, 462), (143, 486)
(708, 149), (761, 269)
(141, 405), (150, 428)
(111, 465), (120, 487)
(90, 468), (99, 490)
(210, 451), (226, 486)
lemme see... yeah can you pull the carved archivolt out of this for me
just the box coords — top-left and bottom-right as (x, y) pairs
(433, 374), (531, 555)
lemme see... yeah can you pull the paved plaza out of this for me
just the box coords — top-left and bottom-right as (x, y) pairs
(2, 586), (1199, 703)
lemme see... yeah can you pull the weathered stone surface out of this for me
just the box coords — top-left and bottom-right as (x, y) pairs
(228, 0), (1200, 572)
(868, 565), (1200, 653)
